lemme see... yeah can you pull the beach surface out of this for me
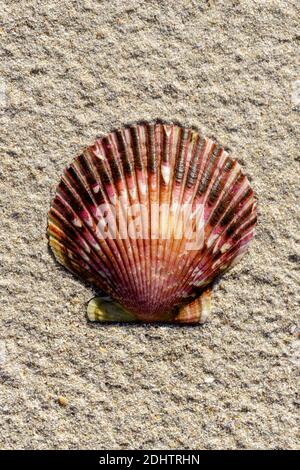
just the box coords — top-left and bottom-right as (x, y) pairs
(0, 0), (299, 449)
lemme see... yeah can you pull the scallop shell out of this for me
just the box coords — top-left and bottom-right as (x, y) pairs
(48, 122), (257, 324)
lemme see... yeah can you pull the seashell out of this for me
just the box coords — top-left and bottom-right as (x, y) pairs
(47, 122), (257, 324)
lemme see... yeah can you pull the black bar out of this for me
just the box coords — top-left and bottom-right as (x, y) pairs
(0, 449), (292, 466)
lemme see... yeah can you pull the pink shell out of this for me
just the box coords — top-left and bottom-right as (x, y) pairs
(48, 122), (257, 323)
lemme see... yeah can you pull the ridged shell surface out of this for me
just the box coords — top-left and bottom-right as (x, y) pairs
(48, 123), (257, 323)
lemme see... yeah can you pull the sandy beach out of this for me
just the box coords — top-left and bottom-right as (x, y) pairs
(0, 0), (299, 449)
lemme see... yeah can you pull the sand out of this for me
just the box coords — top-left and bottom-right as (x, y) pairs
(0, 0), (299, 450)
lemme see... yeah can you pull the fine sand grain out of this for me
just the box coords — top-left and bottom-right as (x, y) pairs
(0, 0), (299, 449)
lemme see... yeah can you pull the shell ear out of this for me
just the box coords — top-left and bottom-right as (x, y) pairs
(173, 288), (212, 325)
(87, 297), (137, 323)
(87, 291), (212, 324)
